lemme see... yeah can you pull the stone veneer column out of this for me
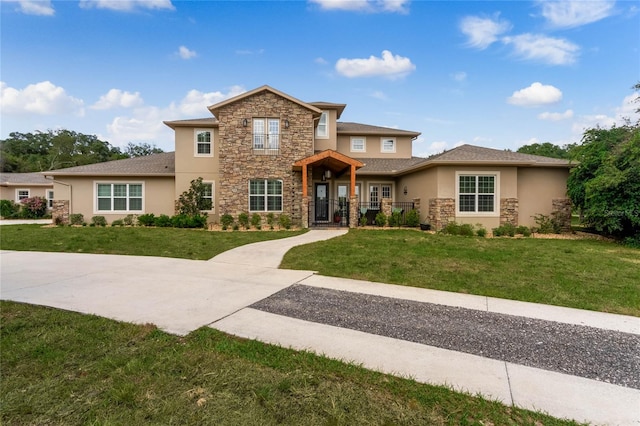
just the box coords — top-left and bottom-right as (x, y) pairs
(349, 195), (358, 228)
(500, 198), (519, 226)
(381, 198), (392, 226)
(428, 198), (455, 231)
(301, 196), (309, 229)
(552, 198), (572, 232)
(52, 200), (69, 224)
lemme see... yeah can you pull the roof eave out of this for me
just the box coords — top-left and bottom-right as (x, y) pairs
(43, 172), (175, 177)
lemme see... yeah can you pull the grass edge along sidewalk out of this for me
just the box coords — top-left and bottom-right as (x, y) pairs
(1, 301), (581, 426)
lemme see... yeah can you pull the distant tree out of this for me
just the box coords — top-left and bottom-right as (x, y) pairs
(124, 142), (163, 157)
(0, 130), (126, 172)
(517, 142), (572, 159)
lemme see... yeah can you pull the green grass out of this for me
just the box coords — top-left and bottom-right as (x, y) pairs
(281, 229), (640, 316)
(0, 225), (305, 260)
(0, 301), (579, 426)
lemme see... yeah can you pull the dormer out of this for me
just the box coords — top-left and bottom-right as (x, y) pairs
(309, 102), (346, 152)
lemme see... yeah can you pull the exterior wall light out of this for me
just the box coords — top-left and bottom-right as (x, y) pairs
(284, 119), (290, 129)
(403, 185), (408, 195)
(242, 118), (248, 127)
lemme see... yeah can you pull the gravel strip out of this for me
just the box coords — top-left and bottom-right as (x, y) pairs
(251, 284), (640, 389)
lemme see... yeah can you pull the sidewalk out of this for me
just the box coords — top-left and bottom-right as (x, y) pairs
(1, 229), (638, 425)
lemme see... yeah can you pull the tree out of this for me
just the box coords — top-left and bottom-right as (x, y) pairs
(517, 142), (572, 159)
(175, 177), (211, 216)
(567, 123), (640, 240)
(124, 142), (163, 157)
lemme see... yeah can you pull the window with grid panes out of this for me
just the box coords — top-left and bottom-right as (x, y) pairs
(458, 175), (495, 213)
(249, 179), (282, 212)
(195, 130), (212, 156)
(97, 183), (143, 212)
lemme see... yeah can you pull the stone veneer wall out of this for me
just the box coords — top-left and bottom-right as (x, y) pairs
(428, 198), (455, 231)
(52, 200), (69, 224)
(216, 91), (315, 226)
(500, 198), (519, 226)
(552, 198), (572, 232)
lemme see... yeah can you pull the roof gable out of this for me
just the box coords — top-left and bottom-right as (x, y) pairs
(207, 85), (323, 118)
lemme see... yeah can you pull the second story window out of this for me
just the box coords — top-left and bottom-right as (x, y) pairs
(253, 118), (280, 154)
(316, 112), (328, 138)
(351, 137), (366, 152)
(195, 129), (213, 157)
(381, 137), (396, 153)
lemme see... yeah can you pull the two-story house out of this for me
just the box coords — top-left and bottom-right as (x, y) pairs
(45, 85), (573, 230)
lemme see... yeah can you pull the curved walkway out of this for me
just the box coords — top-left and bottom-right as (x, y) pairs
(1, 229), (639, 425)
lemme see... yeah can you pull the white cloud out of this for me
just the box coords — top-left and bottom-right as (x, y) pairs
(414, 140), (449, 157)
(91, 89), (144, 110)
(177, 45), (197, 60)
(571, 93), (639, 138)
(315, 57), (328, 65)
(508, 82), (563, 107)
(3, 0), (55, 15)
(451, 71), (467, 82)
(0, 81), (84, 116)
(175, 86), (246, 116)
(78, 0), (175, 12)
(460, 14), (511, 50)
(370, 90), (387, 100)
(539, 0), (615, 29)
(309, 0), (409, 13)
(538, 109), (574, 121)
(235, 49), (265, 55)
(335, 50), (415, 79)
(502, 33), (579, 65)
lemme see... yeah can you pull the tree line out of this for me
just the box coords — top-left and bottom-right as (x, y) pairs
(0, 129), (163, 173)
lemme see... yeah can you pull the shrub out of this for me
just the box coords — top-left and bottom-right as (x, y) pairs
(154, 214), (173, 227)
(388, 211), (403, 227)
(251, 213), (262, 229)
(91, 216), (107, 227)
(123, 214), (136, 226)
(476, 227), (487, 237)
(111, 219), (124, 227)
(54, 215), (65, 226)
(493, 223), (516, 237)
(69, 213), (84, 226)
(623, 233), (640, 248)
(238, 212), (249, 229)
(442, 222), (461, 235)
(0, 200), (20, 218)
(137, 213), (156, 227)
(405, 209), (420, 227)
(232, 223), (240, 231)
(374, 211), (387, 227)
(533, 213), (562, 234)
(220, 214), (234, 230)
(266, 212), (275, 230)
(359, 214), (368, 227)
(176, 177), (212, 216)
(171, 213), (207, 229)
(459, 223), (475, 237)
(278, 214), (292, 230)
(516, 225), (532, 237)
(20, 196), (47, 219)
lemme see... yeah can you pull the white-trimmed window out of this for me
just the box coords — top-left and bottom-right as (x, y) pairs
(249, 179), (283, 212)
(369, 183), (392, 206)
(194, 129), (213, 156)
(199, 182), (214, 211)
(16, 189), (29, 202)
(381, 137), (396, 153)
(96, 183), (143, 212)
(456, 173), (498, 214)
(351, 137), (366, 152)
(316, 112), (328, 138)
(46, 190), (54, 209)
(253, 118), (280, 150)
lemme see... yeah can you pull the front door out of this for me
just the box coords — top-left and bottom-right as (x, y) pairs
(315, 182), (329, 222)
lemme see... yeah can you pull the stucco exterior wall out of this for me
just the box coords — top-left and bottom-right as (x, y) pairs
(336, 135), (414, 159)
(215, 91), (315, 225)
(396, 168), (438, 223)
(518, 167), (570, 226)
(1, 186), (51, 202)
(50, 176), (175, 223)
(313, 109), (338, 151)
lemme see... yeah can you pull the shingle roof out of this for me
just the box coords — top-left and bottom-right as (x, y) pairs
(357, 157), (429, 175)
(337, 122), (421, 137)
(429, 144), (571, 164)
(0, 172), (52, 186)
(44, 152), (176, 176)
(163, 117), (218, 129)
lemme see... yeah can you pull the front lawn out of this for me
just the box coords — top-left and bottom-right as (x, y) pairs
(0, 301), (578, 425)
(281, 229), (640, 316)
(0, 225), (305, 260)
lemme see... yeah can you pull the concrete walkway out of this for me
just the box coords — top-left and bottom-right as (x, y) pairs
(1, 229), (638, 425)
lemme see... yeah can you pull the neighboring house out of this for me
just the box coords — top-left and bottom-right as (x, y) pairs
(43, 85), (573, 230)
(0, 172), (55, 209)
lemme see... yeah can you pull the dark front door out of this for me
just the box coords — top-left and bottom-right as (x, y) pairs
(315, 183), (329, 222)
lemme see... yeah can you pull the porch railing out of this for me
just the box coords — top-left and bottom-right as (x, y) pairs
(308, 199), (350, 227)
(357, 201), (415, 226)
(252, 133), (280, 155)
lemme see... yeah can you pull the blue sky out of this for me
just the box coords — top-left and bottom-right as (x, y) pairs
(1, 0), (638, 157)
